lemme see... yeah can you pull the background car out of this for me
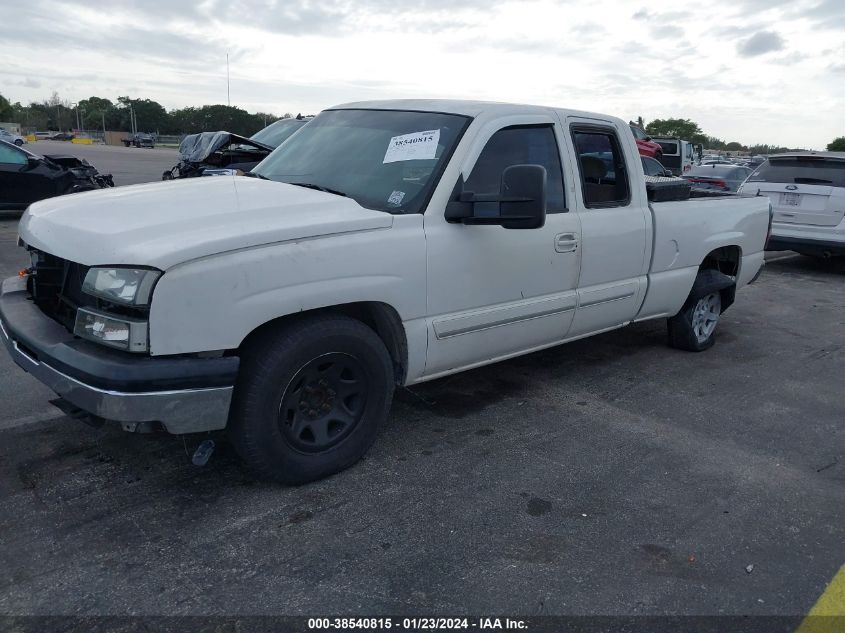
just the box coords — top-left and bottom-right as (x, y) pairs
(249, 116), (311, 147)
(630, 125), (662, 159)
(641, 155), (675, 177)
(47, 132), (75, 141)
(0, 139), (113, 210)
(162, 116), (311, 179)
(0, 129), (26, 146)
(739, 152), (845, 257)
(122, 133), (155, 148)
(683, 164), (753, 192)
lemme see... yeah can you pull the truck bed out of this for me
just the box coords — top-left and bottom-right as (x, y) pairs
(636, 195), (771, 321)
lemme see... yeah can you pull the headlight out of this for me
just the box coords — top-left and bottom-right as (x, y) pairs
(74, 308), (149, 352)
(82, 267), (160, 306)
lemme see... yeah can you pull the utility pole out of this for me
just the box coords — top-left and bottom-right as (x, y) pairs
(226, 53), (231, 107)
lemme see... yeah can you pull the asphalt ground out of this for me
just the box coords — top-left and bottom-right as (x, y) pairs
(22, 139), (178, 186)
(0, 149), (842, 619)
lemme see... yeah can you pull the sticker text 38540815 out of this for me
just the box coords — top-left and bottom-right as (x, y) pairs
(383, 130), (440, 164)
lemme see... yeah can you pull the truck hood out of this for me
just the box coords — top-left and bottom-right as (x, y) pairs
(19, 177), (393, 269)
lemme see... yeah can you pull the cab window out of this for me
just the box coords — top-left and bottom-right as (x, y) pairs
(465, 125), (566, 213)
(572, 128), (631, 208)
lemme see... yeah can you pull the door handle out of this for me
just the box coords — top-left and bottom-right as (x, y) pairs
(555, 233), (579, 253)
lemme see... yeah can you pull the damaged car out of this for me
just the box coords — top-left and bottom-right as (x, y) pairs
(0, 139), (114, 211)
(161, 132), (274, 179)
(161, 116), (311, 180)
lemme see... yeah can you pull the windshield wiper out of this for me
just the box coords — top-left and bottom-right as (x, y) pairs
(289, 182), (348, 197)
(794, 177), (833, 184)
(243, 171), (269, 180)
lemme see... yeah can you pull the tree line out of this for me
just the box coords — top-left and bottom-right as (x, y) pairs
(2, 92), (842, 150)
(0, 91), (291, 137)
(633, 116), (844, 153)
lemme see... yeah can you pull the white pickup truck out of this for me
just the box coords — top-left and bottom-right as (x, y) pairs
(0, 100), (771, 483)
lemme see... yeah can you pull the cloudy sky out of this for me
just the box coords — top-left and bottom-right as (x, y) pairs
(2, 0), (843, 148)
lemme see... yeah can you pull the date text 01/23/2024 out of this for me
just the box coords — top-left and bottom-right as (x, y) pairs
(307, 618), (528, 630)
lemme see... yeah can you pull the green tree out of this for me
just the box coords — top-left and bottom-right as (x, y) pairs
(827, 137), (845, 152)
(78, 96), (121, 131)
(645, 118), (705, 143)
(725, 141), (747, 152)
(0, 93), (13, 120)
(166, 104), (269, 136)
(116, 96), (169, 133)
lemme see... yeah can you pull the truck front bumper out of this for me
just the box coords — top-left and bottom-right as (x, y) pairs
(0, 276), (239, 434)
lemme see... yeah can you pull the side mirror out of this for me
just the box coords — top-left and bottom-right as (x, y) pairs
(663, 169), (673, 177)
(445, 164), (547, 230)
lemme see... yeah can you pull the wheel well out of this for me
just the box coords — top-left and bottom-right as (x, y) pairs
(240, 302), (408, 385)
(700, 245), (741, 310)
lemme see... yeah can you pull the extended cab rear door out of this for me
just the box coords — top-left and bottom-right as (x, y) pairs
(560, 116), (651, 338)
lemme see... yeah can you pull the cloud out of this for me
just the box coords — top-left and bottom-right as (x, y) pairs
(12, 78), (42, 89)
(708, 24), (759, 39)
(651, 25), (685, 39)
(737, 31), (785, 57)
(0, 0), (841, 150)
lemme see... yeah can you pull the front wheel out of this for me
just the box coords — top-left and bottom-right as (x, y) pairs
(14, 139), (23, 146)
(228, 315), (395, 484)
(667, 290), (722, 352)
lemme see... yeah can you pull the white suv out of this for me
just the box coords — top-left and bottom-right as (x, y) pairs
(739, 152), (845, 257)
(0, 129), (26, 146)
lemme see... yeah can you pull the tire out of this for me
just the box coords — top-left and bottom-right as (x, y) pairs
(667, 287), (722, 352)
(14, 139), (23, 146)
(228, 314), (395, 484)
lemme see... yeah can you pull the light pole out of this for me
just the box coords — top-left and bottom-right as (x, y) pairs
(72, 103), (80, 132)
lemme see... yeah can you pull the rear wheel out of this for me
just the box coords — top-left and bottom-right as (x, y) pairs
(667, 289), (722, 352)
(14, 139), (23, 146)
(228, 315), (394, 484)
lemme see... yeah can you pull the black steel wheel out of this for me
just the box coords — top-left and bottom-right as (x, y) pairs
(279, 353), (369, 453)
(229, 314), (394, 484)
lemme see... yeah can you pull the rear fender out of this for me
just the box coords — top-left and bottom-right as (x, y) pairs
(682, 269), (735, 314)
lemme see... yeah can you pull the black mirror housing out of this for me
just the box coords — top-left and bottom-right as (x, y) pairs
(499, 164), (547, 229)
(445, 164), (547, 230)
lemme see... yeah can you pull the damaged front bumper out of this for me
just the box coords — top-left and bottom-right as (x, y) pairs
(0, 276), (238, 434)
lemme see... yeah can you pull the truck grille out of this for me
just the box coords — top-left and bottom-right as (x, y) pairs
(26, 250), (93, 331)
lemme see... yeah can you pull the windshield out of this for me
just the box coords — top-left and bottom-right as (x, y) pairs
(253, 109), (470, 214)
(747, 157), (845, 187)
(656, 141), (679, 155)
(251, 118), (307, 148)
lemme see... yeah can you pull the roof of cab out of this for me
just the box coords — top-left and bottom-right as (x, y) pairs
(329, 98), (615, 122)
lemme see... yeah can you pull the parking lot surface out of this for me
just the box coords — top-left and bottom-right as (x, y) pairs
(0, 154), (842, 617)
(22, 140), (177, 186)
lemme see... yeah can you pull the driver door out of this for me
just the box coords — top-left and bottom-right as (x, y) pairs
(422, 118), (582, 378)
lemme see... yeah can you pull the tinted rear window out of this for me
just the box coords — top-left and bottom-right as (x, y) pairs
(748, 158), (845, 187)
(687, 166), (738, 178)
(656, 141), (678, 154)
